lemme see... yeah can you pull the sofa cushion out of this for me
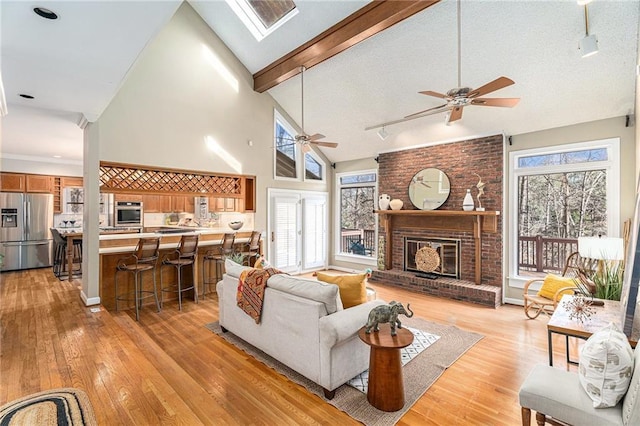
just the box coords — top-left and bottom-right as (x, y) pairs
(579, 323), (634, 408)
(225, 258), (251, 278)
(267, 274), (342, 314)
(316, 272), (367, 309)
(537, 274), (576, 300)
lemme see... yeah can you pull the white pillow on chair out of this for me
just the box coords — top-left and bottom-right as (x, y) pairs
(578, 323), (634, 408)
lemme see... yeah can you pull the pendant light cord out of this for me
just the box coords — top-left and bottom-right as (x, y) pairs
(457, 0), (461, 88)
(300, 65), (306, 133)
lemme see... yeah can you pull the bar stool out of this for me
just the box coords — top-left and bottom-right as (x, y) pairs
(202, 232), (235, 298)
(115, 237), (161, 321)
(160, 234), (199, 310)
(50, 228), (81, 279)
(242, 231), (262, 266)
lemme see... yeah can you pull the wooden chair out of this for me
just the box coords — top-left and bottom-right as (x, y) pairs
(242, 231), (261, 266)
(522, 251), (586, 319)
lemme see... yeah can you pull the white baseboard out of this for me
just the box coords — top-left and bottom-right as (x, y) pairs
(504, 297), (524, 307)
(80, 291), (100, 306)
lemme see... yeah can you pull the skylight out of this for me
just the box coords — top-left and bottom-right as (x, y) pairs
(226, 0), (298, 41)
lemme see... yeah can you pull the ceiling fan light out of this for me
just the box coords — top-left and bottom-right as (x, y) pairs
(579, 33), (598, 58)
(377, 127), (389, 140)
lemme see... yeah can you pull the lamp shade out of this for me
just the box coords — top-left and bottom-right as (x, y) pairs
(578, 236), (624, 261)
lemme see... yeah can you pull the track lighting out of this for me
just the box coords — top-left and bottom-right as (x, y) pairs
(579, 5), (598, 58)
(377, 126), (389, 140)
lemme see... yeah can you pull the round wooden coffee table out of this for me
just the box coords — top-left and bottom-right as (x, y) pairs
(358, 324), (414, 412)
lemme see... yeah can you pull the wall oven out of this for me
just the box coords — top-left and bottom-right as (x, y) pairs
(114, 201), (143, 228)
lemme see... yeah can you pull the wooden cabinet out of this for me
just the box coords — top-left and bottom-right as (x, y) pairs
(0, 173), (26, 192)
(211, 197), (238, 212)
(114, 194), (143, 203)
(142, 195), (172, 213)
(243, 176), (256, 212)
(26, 174), (54, 193)
(171, 195), (194, 213)
(61, 177), (83, 188)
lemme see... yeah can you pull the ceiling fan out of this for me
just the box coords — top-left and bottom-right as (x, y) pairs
(406, 0), (519, 124)
(365, 0), (519, 130)
(279, 66), (338, 152)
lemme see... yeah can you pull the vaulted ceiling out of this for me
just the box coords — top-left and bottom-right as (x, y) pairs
(1, 0), (638, 164)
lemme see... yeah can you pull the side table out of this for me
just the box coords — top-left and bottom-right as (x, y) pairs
(358, 324), (414, 412)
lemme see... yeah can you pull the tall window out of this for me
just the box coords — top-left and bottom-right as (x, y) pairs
(274, 111), (298, 179)
(510, 139), (620, 279)
(225, 0), (298, 41)
(274, 110), (326, 182)
(336, 171), (377, 260)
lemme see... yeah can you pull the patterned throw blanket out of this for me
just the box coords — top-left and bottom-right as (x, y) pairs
(236, 267), (283, 324)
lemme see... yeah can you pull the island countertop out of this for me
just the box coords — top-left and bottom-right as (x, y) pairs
(99, 226), (255, 254)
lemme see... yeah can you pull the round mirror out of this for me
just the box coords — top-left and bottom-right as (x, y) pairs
(409, 168), (451, 210)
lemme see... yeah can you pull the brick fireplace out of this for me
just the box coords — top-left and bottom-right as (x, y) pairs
(368, 134), (504, 307)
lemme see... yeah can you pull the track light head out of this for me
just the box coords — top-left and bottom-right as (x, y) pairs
(579, 33), (598, 58)
(377, 127), (389, 140)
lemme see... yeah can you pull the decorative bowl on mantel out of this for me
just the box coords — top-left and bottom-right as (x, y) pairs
(229, 221), (243, 230)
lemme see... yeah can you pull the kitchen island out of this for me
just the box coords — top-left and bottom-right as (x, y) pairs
(99, 227), (258, 312)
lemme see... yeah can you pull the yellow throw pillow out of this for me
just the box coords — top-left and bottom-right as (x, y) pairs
(254, 256), (270, 269)
(537, 274), (577, 300)
(316, 272), (367, 308)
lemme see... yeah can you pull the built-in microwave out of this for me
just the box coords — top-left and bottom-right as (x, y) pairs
(114, 201), (143, 228)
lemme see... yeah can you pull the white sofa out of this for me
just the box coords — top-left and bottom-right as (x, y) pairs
(216, 261), (385, 399)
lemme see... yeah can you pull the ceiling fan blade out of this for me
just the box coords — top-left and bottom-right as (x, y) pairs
(311, 141), (338, 148)
(471, 97), (520, 108)
(467, 76), (515, 98)
(419, 90), (449, 99)
(365, 105), (453, 130)
(448, 106), (463, 123)
(307, 133), (326, 141)
(405, 103), (449, 119)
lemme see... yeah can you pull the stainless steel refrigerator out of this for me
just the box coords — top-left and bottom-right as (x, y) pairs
(1, 192), (53, 271)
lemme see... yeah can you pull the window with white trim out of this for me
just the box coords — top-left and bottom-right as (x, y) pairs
(509, 138), (620, 281)
(274, 110), (326, 183)
(335, 170), (377, 261)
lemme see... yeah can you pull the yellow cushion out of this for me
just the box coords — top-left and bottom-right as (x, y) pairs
(316, 272), (367, 308)
(537, 274), (577, 300)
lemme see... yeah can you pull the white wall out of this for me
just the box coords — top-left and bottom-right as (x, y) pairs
(96, 2), (328, 234)
(1, 156), (82, 177)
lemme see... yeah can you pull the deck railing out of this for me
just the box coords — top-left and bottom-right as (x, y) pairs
(518, 236), (578, 274)
(341, 229), (376, 256)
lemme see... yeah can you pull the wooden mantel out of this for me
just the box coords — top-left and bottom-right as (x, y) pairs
(376, 210), (500, 285)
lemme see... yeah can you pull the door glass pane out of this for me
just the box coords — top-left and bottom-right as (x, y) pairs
(273, 197), (298, 270)
(303, 197), (326, 269)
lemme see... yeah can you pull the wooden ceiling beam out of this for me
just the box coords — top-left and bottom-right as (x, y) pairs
(252, 0), (440, 93)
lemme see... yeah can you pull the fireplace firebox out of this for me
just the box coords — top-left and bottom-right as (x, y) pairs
(404, 237), (461, 279)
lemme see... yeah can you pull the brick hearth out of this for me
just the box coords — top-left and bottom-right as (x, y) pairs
(369, 269), (501, 308)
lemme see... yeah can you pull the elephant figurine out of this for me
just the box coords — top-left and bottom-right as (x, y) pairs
(364, 301), (414, 336)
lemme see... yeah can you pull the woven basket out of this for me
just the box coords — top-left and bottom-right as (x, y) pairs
(415, 246), (440, 272)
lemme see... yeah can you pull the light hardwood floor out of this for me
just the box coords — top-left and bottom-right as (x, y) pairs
(0, 268), (581, 425)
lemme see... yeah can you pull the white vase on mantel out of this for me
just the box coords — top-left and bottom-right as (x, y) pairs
(378, 194), (391, 210)
(389, 199), (403, 210)
(462, 189), (475, 211)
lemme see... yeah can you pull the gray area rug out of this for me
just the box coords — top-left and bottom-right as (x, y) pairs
(205, 317), (483, 425)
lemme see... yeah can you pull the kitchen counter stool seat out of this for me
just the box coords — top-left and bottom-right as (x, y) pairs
(160, 234), (199, 310)
(202, 232), (235, 298)
(115, 237), (161, 321)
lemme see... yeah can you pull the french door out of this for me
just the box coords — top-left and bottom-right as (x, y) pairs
(268, 189), (327, 274)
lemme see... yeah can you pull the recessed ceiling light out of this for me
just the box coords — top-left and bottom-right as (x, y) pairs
(19, 94), (34, 99)
(33, 7), (58, 20)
